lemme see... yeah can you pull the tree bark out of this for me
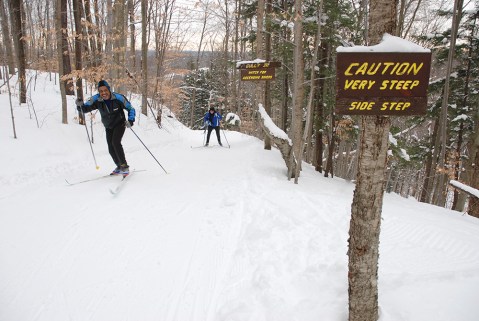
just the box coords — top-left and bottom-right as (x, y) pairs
(141, 0), (148, 115)
(263, 0), (272, 150)
(0, 0), (15, 74)
(436, 0), (463, 206)
(128, 0), (136, 71)
(348, 0), (396, 320)
(84, 0), (98, 67)
(289, 0), (303, 181)
(56, 0), (68, 124)
(9, 0), (27, 103)
(112, 0), (126, 92)
(348, 116), (391, 321)
(294, 0), (323, 182)
(73, 0), (85, 124)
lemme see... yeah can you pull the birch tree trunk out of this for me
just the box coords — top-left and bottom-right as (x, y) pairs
(347, 0), (396, 320)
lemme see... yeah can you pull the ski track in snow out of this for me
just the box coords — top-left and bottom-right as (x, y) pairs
(2, 73), (479, 321)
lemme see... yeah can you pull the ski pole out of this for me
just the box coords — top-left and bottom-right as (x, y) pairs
(203, 125), (207, 146)
(221, 127), (231, 148)
(127, 124), (168, 174)
(83, 121), (100, 169)
(78, 99), (100, 170)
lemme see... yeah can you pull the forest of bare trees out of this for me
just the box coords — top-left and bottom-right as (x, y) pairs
(1, 0), (478, 210)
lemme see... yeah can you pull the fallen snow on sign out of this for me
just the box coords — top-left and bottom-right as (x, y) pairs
(337, 33), (430, 53)
(235, 58), (266, 69)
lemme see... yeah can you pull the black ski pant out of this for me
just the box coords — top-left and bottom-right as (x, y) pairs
(206, 126), (221, 144)
(106, 123), (127, 166)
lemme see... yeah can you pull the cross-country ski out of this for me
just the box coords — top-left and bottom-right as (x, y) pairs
(109, 171), (134, 195)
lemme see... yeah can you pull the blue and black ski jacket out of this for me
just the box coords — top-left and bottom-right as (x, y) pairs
(204, 112), (222, 127)
(80, 93), (136, 129)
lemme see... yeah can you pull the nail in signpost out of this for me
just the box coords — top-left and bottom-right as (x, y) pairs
(336, 52), (432, 116)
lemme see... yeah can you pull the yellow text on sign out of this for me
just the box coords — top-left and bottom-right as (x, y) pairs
(344, 62), (424, 76)
(344, 80), (376, 90)
(379, 80), (419, 90)
(348, 101), (412, 111)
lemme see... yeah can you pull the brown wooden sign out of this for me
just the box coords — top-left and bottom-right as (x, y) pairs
(241, 68), (276, 81)
(336, 52), (431, 115)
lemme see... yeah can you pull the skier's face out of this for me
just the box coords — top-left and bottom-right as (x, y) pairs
(99, 86), (111, 100)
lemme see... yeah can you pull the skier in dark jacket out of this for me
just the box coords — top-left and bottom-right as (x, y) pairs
(76, 80), (136, 175)
(204, 107), (222, 146)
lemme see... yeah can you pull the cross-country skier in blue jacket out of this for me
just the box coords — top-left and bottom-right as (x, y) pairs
(204, 107), (222, 146)
(76, 80), (136, 175)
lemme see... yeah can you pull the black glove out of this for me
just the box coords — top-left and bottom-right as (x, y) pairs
(126, 120), (134, 128)
(75, 98), (83, 112)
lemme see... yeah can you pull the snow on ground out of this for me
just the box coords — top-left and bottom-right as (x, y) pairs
(1, 72), (479, 321)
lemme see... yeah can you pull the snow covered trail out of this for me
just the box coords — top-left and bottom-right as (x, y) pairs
(2, 73), (479, 321)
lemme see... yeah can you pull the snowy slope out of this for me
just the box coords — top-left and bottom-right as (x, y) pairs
(1, 72), (479, 321)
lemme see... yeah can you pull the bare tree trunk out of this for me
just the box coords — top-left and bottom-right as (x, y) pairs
(4, 64), (17, 138)
(190, 1), (209, 128)
(263, 0), (272, 150)
(56, 0), (68, 124)
(348, 0), (396, 320)
(93, 0), (102, 56)
(453, 15), (475, 211)
(452, 121), (464, 208)
(57, 0), (74, 96)
(9, 0), (27, 103)
(289, 0), (303, 181)
(141, 0), (147, 115)
(294, 0), (323, 182)
(73, 0), (85, 124)
(420, 120), (438, 203)
(0, 0), (15, 74)
(280, 0), (291, 131)
(436, 0), (462, 207)
(112, 0), (126, 91)
(46, 0), (54, 80)
(231, 0), (239, 113)
(467, 100), (479, 217)
(314, 56), (324, 172)
(84, 0), (98, 67)
(127, 0), (136, 71)
(105, 0), (113, 78)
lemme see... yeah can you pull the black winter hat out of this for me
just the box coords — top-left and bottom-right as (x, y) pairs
(209, 107), (215, 111)
(98, 80), (111, 92)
